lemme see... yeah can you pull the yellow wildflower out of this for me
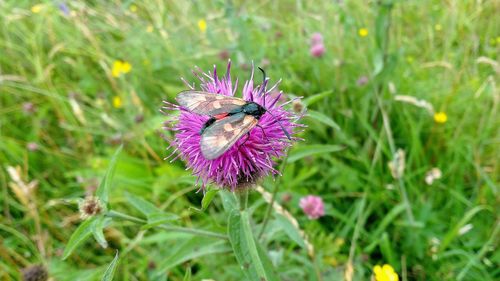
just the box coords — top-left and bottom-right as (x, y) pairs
(146, 25), (154, 33)
(373, 264), (399, 281)
(358, 28), (368, 37)
(434, 24), (442, 31)
(434, 112), (448, 123)
(31, 4), (43, 14)
(129, 4), (138, 13)
(112, 96), (123, 108)
(112, 60), (132, 78)
(198, 19), (207, 33)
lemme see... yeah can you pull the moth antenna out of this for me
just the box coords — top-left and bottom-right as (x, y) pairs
(258, 67), (268, 108)
(226, 59), (231, 80)
(213, 64), (218, 84)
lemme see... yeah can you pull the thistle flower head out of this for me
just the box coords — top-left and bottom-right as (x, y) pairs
(163, 61), (302, 190)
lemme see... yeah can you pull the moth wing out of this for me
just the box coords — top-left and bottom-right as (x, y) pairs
(200, 113), (258, 160)
(176, 90), (247, 115)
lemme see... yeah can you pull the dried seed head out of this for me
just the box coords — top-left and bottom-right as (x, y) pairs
(424, 167), (442, 185)
(292, 99), (304, 113)
(21, 265), (48, 281)
(388, 149), (405, 179)
(79, 196), (104, 219)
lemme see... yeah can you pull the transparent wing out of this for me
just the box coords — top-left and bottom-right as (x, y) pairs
(176, 90), (246, 116)
(200, 113), (258, 160)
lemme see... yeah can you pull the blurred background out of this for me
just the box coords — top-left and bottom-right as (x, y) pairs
(0, 1), (498, 280)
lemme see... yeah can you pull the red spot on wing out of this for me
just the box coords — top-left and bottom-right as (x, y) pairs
(214, 113), (229, 120)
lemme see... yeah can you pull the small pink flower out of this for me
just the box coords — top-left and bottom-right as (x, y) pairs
(22, 102), (37, 115)
(27, 142), (39, 151)
(299, 195), (325, 219)
(310, 32), (324, 45)
(356, 75), (369, 86)
(310, 43), (325, 57)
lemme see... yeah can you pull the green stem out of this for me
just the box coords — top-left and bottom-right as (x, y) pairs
(373, 1), (414, 223)
(238, 189), (249, 211)
(106, 210), (228, 240)
(157, 225), (228, 240)
(106, 210), (146, 224)
(258, 151), (289, 238)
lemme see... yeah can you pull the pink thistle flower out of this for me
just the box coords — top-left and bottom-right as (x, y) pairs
(162, 61), (303, 190)
(310, 43), (325, 58)
(299, 195), (325, 219)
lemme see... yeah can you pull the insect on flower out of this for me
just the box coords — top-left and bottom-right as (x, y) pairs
(162, 61), (303, 190)
(176, 68), (291, 160)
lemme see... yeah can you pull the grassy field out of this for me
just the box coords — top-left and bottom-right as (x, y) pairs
(0, 1), (498, 280)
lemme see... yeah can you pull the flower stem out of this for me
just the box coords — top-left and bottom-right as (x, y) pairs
(106, 210), (146, 224)
(239, 189), (249, 211)
(157, 225), (228, 240)
(106, 210), (228, 240)
(258, 151), (289, 238)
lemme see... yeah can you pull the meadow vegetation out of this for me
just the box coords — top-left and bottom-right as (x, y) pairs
(0, 1), (498, 280)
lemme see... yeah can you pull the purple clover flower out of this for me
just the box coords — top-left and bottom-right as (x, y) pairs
(310, 43), (325, 57)
(299, 195), (325, 219)
(310, 32), (324, 45)
(163, 61), (302, 190)
(310, 32), (325, 58)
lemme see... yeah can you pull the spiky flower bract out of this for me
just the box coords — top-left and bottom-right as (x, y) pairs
(163, 61), (302, 190)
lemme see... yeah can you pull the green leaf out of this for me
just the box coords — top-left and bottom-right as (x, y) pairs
(141, 213), (180, 230)
(380, 232), (397, 268)
(92, 216), (108, 249)
(219, 190), (238, 212)
(275, 214), (306, 249)
(201, 188), (219, 211)
(125, 192), (161, 216)
(364, 203), (406, 252)
(228, 210), (279, 281)
(124, 193), (179, 228)
(439, 206), (488, 253)
(307, 110), (341, 131)
(288, 144), (344, 163)
(63, 217), (96, 260)
(101, 251), (120, 281)
(302, 90), (333, 106)
(96, 145), (123, 205)
(155, 238), (231, 276)
(375, 2), (393, 50)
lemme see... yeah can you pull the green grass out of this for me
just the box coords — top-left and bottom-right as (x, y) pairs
(0, 1), (498, 280)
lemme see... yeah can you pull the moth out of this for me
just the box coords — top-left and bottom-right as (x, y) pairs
(176, 90), (290, 160)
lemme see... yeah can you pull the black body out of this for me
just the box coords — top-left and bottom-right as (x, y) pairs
(200, 102), (266, 135)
